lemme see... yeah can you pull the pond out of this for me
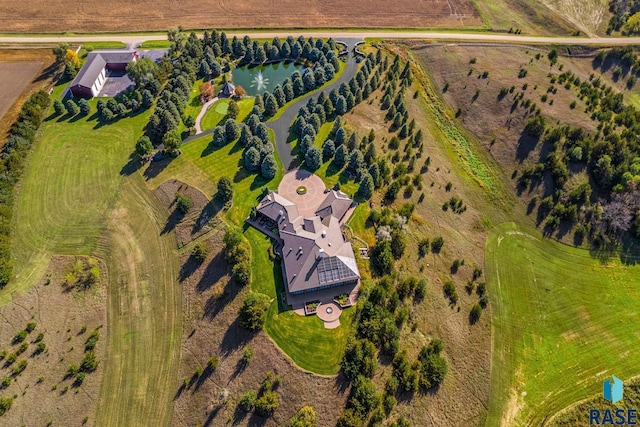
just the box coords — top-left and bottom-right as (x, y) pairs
(232, 62), (304, 96)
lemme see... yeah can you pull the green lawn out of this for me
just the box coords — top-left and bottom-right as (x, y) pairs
(6, 99), (150, 304)
(247, 226), (352, 375)
(139, 40), (171, 49)
(485, 222), (640, 426)
(200, 98), (254, 131)
(82, 41), (127, 49)
(143, 132), (282, 226)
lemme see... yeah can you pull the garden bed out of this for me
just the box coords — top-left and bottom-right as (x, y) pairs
(334, 293), (352, 308)
(304, 300), (320, 316)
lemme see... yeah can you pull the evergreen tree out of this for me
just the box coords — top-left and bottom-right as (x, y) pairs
(305, 146), (322, 171)
(323, 139), (336, 160)
(244, 147), (261, 172)
(135, 136), (153, 159)
(335, 126), (347, 146)
(261, 154), (278, 179)
(264, 93), (278, 116)
(335, 95), (347, 115)
(225, 118), (239, 142)
(65, 99), (79, 116)
(212, 126), (227, 146)
(335, 145), (348, 167)
(358, 173), (375, 200)
(227, 100), (240, 119)
(53, 99), (66, 116)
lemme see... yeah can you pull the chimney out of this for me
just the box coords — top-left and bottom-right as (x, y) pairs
(321, 230), (326, 238)
(318, 249), (325, 260)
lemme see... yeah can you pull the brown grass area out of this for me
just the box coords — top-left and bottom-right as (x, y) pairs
(153, 179), (223, 249)
(0, 49), (59, 144)
(414, 44), (630, 207)
(338, 55), (498, 425)
(0, 255), (106, 426)
(171, 226), (349, 427)
(0, 0), (482, 33)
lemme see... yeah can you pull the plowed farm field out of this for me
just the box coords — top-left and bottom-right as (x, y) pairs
(0, 61), (42, 120)
(0, 0), (482, 33)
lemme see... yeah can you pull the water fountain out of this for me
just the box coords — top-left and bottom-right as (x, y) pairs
(251, 71), (269, 91)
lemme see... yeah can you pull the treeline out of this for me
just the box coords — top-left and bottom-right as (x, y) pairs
(517, 58), (640, 242)
(0, 90), (51, 287)
(338, 276), (445, 426)
(607, 0), (640, 34)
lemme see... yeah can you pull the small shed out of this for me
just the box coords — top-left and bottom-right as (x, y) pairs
(219, 82), (236, 98)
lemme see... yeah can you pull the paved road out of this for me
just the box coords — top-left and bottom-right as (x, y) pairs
(267, 38), (361, 170)
(1, 32), (640, 46)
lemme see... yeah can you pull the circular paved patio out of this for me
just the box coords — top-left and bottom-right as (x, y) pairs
(278, 169), (326, 218)
(316, 302), (342, 329)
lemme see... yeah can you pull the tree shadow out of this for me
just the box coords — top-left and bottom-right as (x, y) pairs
(161, 206), (186, 235)
(195, 252), (227, 292)
(193, 197), (223, 234)
(120, 153), (143, 177)
(515, 133), (540, 163)
(203, 404), (223, 427)
(219, 317), (255, 357)
(143, 157), (172, 180)
(333, 372), (351, 395)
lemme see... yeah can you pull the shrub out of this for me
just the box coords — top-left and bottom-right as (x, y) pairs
(0, 397), (13, 416)
(25, 322), (36, 333)
(431, 237), (444, 253)
(0, 377), (10, 389)
(255, 390), (279, 417)
(191, 242), (209, 263)
(80, 351), (98, 372)
(242, 347), (254, 363)
(231, 261), (251, 286)
(12, 360), (27, 376)
(418, 238), (430, 257)
(336, 409), (364, 427)
(206, 356), (219, 371)
(443, 281), (458, 305)
(74, 371), (86, 386)
(175, 193), (192, 214)
(13, 330), (27, 344)
(85, 330), (99, 351)
(239, 292), (271, 330)
(470, 304), (482, 323)
(370, 240), (394, 276)
(524, 115), (546, 138)
(239, 390), (257, 411)
(289, 406), (316, 427)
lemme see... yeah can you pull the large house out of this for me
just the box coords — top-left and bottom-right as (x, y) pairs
(254, 182), (360, 303)
(69, 50), (138, 98)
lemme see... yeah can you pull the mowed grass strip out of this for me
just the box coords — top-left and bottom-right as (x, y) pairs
(485, 222), (640, 426)
(94, 174), (181, 427)
(8, 104), (150, 304)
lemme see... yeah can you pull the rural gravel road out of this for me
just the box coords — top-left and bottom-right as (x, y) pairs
(1, 32), (640, 46)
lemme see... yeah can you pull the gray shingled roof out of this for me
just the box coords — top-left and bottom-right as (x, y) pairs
(70, 51), (136, 89)
(256, 188), (359, 294)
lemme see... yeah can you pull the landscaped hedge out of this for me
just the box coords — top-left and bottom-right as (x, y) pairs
(0, 90), (51, 287)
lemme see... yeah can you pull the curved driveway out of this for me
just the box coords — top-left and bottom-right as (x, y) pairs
(267, 38), (361, 170)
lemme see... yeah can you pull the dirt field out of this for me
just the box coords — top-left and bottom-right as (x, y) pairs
(0, 255), (106, 426)
(0, 0), (482, 33)
(0, 62), (41, 120)
(0, 49), (57, 142)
